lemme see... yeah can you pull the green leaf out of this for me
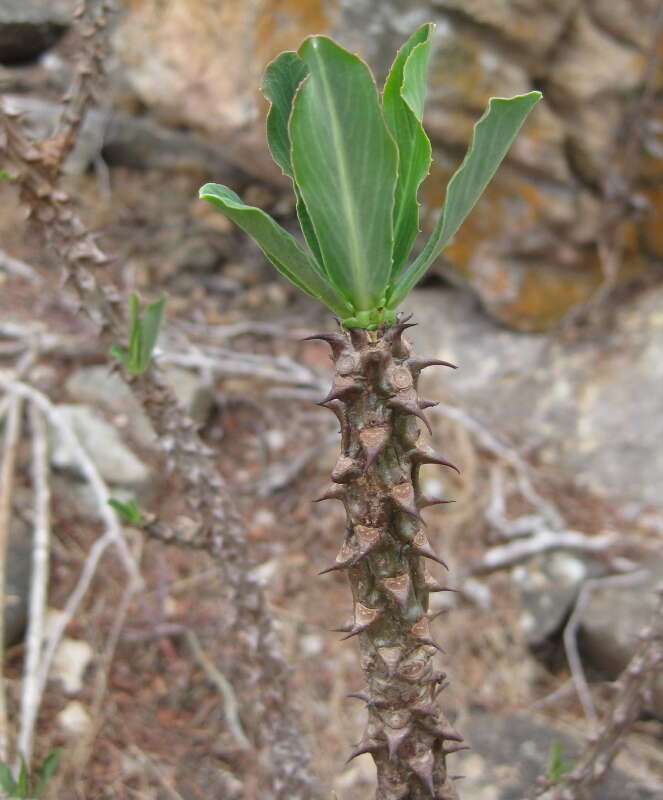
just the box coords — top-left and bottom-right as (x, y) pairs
(15, 758), (28, 797)
(111, 294), (166, 375)
(199, 183), (353, 317)
(262, 52), (325, 269)
(0, 169), (11, 182)
(0, 761), (16, 793)
(546, 740), (573, 784)
(387, 91), (542, 309)
(263, 51), (309, 178)
(382, 23), (433, 279)
(290, 36), (399, 311)
(108, 498), (144, 527)
(33, 750), (61, 798)
(138, 296), (166, 372)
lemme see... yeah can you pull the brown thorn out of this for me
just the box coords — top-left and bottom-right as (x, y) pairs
(434, 681), (450, 698)
(319, 539), (355, 574)
(340, 626), (364, 641)
(318, 562), (349, 576)
(360, 425), (390, 469)
(349, 327), (368, 348)
(301, 331), (347, 358)
(384, 726), (411, 760)
(382, 572), (412, 610)
(442, 743), (471, 755)
(319, 398), (345, 425)
(407, 446), (460, 475)
(330, 623), (353, 633)
(346, 739), (381, 763)
(346, 691), (370, 703)
(407, 357), (457, 374)
(411, 531), (449, 570)
(318, 378), (363, 405)
(440, 726), (464, 743)
(388, 396), (432, 435)
(407, 751), (435, 796)
(312, 483), (345, 503)
(418, 495), (455, 509)
(391, 482), (424, 522)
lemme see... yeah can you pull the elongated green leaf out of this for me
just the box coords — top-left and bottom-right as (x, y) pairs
(16, 758), (28, 796)
(382, 23), (433, 279)
(290, 36), (399, 311)
(387, 91), (542, 309)
(0, 762), (15, 792)
(34, 750), (61, 798)
(139, 296), (166, 372)
(262, 52), (326, 270)
(263, 51), (308, 178)
(199, 183), (353, 317)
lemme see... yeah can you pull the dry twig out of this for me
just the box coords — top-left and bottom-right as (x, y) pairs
(562, 570), (651, 733)
(0, 393), (23, 761)
(184, 629), (251, 752)
(534, 588), (663, 800)
(16, 405), (51, 766)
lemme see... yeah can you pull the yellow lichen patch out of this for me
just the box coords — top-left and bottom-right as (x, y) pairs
(255, 0), (338, 73)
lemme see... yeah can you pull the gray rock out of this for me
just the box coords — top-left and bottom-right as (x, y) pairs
(407, 284), (663, 509)
(164, 366), (215, 426)
(65, 367), (156, 449)
(579, 558), (663, 717)
(2, 94), (249, 180)
(513, 553), (605, 648)
(4, 516), (31, 648)
(65, 364), (215, 435)
(456, 712), (658, 799)
(0, 0), (69, 64)
(50, 404), (153, 499)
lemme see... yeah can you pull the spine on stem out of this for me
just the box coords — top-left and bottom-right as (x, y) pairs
(312, 316), (464, 800)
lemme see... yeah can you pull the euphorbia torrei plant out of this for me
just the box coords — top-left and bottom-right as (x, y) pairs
(201, 23), (540, 800)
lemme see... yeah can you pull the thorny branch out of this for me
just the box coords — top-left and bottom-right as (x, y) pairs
(533, 589), (663, 800)
(0, 1), (314, 793)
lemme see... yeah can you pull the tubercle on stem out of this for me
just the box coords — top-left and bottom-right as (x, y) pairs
(314, 314), (463, 800)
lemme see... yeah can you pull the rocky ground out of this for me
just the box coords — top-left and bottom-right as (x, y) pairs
(1, 2), (663, 799)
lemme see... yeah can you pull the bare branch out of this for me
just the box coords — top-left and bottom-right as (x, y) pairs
(467, 530), (618, 576)
(185, 630), (251, 752)
(534, 588), (663, 800)
(0, 250), (42, 283)
(562, 571), (651, 733)
(17, 405), (51, 766)
(0, 393), (23, 761)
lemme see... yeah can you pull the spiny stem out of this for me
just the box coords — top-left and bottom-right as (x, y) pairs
(316, 316), (462, 800)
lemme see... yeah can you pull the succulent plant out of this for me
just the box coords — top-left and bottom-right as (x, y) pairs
(201, 23), (540, 799)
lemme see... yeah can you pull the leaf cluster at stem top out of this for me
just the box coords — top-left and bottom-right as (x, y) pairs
(199, 24), (541, 329)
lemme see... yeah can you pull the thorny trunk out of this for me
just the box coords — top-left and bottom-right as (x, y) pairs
(312, 317), (464, 800)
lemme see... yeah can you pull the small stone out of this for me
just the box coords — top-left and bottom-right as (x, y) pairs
(50, 404), (154, 498)
(57, 700), (92, 736)
(52, 638), (94, 694)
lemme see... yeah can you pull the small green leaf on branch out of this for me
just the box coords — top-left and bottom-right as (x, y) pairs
(110, 293), (166, 375)
(108, 497), (144, 527)
(546, 739), (573, 784)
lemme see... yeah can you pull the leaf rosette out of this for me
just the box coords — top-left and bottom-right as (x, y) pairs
(200, 24), (541, 329)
